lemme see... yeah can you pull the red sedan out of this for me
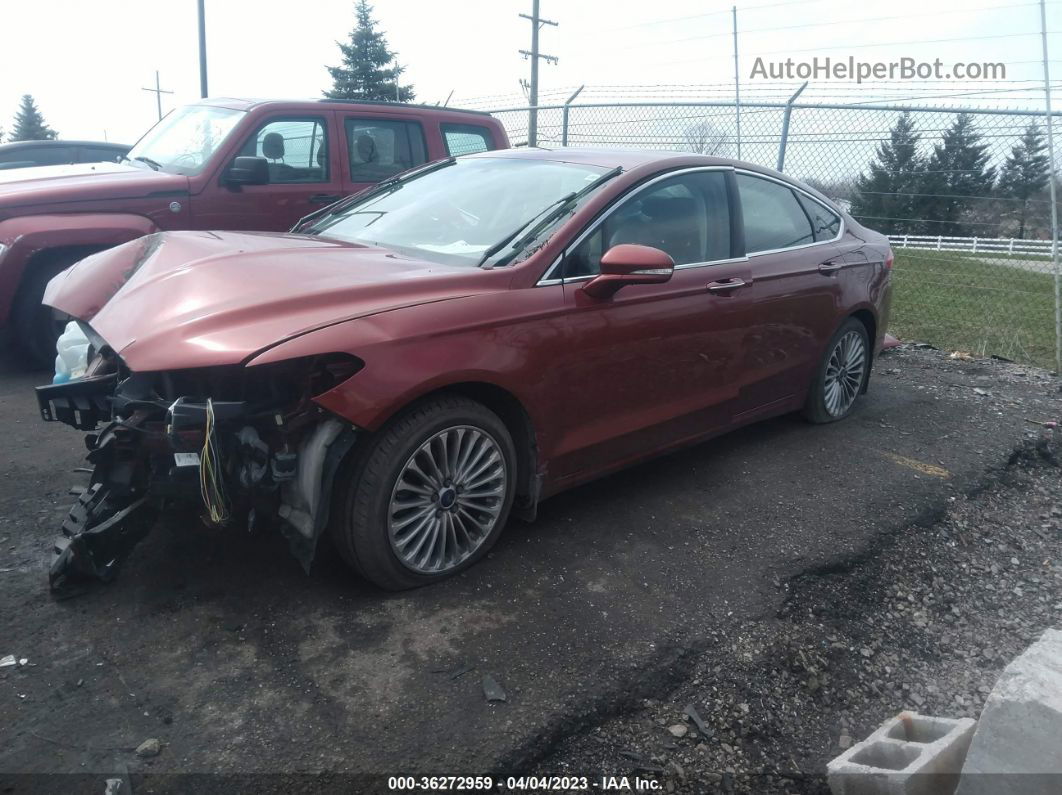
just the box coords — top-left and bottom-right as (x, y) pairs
(37, 148), (892, 590)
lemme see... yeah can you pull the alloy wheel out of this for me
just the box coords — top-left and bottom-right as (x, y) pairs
(387, 425), (507, 574)
(823, 330), (866, 417)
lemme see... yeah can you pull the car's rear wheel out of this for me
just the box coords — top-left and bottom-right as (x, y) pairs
(11, 253), (79, 369)
(803, 317), (869, 424)
(331, 395), (517, 590)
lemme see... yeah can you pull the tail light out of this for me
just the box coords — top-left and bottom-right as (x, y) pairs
(885, 249), (894, 270)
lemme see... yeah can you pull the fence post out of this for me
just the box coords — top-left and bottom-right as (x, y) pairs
(903, 234), (909, 248)
(972, 237), (978, 253)
(937, 236), (942, 250)
(776, 81), (808, 172)
(1009, 238), (1015, 253)
(561, 85), (584, 148)
(1039, 0), (1062, 371)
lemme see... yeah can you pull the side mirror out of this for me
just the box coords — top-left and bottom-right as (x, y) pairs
(226, 156), (270, 186)
(582, 244), (674, 299)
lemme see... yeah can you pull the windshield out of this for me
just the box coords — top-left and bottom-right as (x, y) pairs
(309, 157), (611, 266)
(126, 105), (245, 176)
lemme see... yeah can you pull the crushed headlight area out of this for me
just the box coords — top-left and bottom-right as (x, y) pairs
(36, 335), (361, 591)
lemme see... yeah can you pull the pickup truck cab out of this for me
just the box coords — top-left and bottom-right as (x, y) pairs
(0, 98), (509, 364)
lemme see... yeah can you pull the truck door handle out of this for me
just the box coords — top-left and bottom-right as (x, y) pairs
(706, 278), (748, 293)
(309, 193), (341, 205)
(818, 261), (844, 274)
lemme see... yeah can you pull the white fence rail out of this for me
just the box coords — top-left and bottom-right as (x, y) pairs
(887, 234), (1054, 257)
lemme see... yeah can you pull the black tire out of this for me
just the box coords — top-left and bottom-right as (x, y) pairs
(10, 253), (79, 369)
(330, 395), (517, 590)
(802, 317), (870, 424)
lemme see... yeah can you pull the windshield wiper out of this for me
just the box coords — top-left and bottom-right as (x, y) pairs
(294, 157), (457, 234)
(478, 166), (623, 268)
(132, 156), (162, 171)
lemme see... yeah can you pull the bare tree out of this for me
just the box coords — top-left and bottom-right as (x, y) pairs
(682, 120), (732, 157)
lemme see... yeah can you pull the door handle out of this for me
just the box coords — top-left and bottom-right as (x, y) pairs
(309, 193), (341, 205)
(706, 278), (749, 293)
(818, 261), (844, 274)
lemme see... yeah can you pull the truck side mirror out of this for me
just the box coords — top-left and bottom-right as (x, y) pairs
(226, 156), (270, 186)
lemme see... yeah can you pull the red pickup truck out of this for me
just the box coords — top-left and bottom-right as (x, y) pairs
(0, 98), (509, 364)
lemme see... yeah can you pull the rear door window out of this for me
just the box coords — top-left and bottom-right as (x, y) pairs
(796, 193), (841, 241)
(736, 174), (815, 253)
(441, 123), (492, 156)
(345, 118), (427, 183)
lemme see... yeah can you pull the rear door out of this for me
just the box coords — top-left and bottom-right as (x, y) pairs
(730, 172), (844, 416)
(192, 112), (343, 231)
(339, 115), (429, 197)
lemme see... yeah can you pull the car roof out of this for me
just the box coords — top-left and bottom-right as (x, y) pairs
(0, 140), (129, 150)
(197, 97), (495, 118)
(466, 146), (777, 175)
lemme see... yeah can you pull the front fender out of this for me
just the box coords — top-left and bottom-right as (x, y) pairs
(0, 213), (158, 325)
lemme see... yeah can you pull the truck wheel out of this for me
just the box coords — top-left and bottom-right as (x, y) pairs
(11, 253), (79, 369)
(331, 395), (517, 590)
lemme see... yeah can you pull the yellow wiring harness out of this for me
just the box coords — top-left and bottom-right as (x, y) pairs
(198, 398), (230, 525)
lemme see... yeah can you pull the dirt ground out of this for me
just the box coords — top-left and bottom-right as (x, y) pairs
(0, 345), (1059, 793)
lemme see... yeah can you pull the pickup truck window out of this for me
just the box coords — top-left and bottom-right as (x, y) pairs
(345, 118), (427, 183)
(126, 104), (245, 176)
(441, 123), (492, 156)
(239, 117), (329, 184)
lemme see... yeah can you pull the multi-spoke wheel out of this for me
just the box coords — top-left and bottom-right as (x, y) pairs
(388, 426), (506, 574)
(331, 396), (517, 590)
(803, 318), (870, 424)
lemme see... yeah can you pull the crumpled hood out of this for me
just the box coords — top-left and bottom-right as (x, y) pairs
(44, 230), (495, 371)
(0, 161), (188, 211)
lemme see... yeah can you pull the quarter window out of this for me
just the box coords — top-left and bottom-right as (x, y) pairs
(737, 174), (814, 253)
(796, 193), (841, 241)
(239, 117), (329, 183)
(346, 118), (427, 183)
(442, 123), (492, 156)
(564, 171), (731, 278)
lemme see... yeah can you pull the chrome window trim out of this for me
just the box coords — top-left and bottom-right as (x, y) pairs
(733, 169), (845, 256)
(536, 165), (736, 286)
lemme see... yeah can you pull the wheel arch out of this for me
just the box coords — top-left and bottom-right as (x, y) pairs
(368, 380), (541, 521)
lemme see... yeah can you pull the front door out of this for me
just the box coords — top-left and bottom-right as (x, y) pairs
(192, 113), (343, 232)
(543, 169), (756, 483)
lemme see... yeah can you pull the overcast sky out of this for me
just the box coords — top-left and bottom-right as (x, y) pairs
(0, 0), (1059, 144)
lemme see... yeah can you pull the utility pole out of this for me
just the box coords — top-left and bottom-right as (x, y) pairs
(519, 0), (558, 147)
(394, 58), (401, 101)
(1040, 0), (1061, 372)
(732, 5), (741, 159)
(141, 71), (174, 121)
(197, 0), (209, 98)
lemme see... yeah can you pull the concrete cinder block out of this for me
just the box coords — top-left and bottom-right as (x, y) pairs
(956, 628), (1062, 795)
(827, 712), (976, 795)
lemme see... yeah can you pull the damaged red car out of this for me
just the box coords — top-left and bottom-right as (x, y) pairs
(36, 148), (892, 590)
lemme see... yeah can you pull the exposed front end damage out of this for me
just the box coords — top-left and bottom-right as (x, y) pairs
(36, 334), (361, 590)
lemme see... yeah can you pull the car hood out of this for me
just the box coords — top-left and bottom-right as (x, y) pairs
(0, 161), (188, 211)
(44, 230), (497, 371)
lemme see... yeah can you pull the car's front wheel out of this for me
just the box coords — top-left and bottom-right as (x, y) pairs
(331, 395), (517, 590)
(803, 317), (870, 424)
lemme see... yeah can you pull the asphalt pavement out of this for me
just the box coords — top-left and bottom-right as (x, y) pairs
(0, 345), (1058, 790)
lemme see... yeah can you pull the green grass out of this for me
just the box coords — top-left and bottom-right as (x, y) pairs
(889, 249), (1060, 370)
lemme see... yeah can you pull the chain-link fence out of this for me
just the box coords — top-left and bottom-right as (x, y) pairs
(489, 101), (1062, 370)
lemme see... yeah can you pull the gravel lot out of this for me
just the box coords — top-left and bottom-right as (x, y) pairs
(0, 344), (1059, 793)
(537, 427), (1062, 793)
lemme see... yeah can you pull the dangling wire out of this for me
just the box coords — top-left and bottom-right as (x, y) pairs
(199, 398), (230, 525)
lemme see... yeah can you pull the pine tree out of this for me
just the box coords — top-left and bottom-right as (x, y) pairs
(325, 1), (414, 102)
(919, 114), (996, 237)
(850, 112), (925, 234)
(997, 123), (1050, 239)
(9, 94), (57, 141)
